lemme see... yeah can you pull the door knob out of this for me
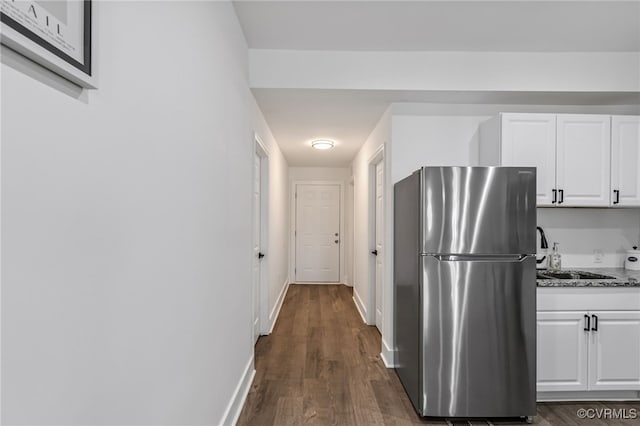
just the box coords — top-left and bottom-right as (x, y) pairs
(371, 250), (378, 256)
(258, 252), (265, 259)
(334, 240), (339, 244)
(334, 233), (339, 236)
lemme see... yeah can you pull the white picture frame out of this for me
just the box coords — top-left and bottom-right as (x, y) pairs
(1, 0), (96, 88)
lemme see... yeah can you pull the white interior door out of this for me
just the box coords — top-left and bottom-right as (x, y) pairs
(252, 153), (261, 343)
(295, 184), (340, 282)
(375, 161), (384, 331)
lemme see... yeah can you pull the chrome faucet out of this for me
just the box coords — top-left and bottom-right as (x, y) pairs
(536, 226), (549, 264)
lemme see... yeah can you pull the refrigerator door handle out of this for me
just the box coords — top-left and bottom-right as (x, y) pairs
(424, 254), (531, 262)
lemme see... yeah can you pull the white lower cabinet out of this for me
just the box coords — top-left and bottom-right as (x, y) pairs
(537, 311), (589, 391)
(537, 310), (640, 393)
(589, 311), (640, 390)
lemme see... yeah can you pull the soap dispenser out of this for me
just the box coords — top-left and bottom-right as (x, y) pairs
(625, 246), (640, 271)
(548, 242), (562, 271)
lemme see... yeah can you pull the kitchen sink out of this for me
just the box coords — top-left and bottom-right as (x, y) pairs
(536, 270), (616, 280)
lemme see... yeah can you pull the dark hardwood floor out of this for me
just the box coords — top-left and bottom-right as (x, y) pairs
(237, 284), (639, 425)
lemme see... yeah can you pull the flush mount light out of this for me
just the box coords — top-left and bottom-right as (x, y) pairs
(311, 139), (334, 150)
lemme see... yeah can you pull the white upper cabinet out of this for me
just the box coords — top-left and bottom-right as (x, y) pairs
(556, 115), (611, 207)
(500, 114), (557, 206)
(480, 113), (634, 208)
(611, 115), (640, 206)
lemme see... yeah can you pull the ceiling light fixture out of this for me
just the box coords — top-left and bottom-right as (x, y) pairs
(311, 139), (334, 150)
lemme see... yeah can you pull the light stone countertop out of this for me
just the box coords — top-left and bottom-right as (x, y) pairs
(536, 267), (640, 287)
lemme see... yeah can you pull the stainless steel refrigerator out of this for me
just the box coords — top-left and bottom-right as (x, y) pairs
(394, 166), (536, 419)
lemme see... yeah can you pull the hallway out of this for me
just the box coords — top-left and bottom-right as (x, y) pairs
(237, 284), (418, 424)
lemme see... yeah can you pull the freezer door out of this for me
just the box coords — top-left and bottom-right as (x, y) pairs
(421, 167), (536, 255)
(420, 254), (536, 418)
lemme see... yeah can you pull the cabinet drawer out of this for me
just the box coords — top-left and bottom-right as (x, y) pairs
(537, 287), (640, 311)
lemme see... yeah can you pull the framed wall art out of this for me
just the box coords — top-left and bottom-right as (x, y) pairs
(1, 0), (96, 88)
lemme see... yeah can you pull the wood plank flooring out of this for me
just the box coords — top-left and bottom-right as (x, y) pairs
(237, 284), (639, 425)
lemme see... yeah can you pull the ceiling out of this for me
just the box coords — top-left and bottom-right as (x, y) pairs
(234, 1), (640, 53)
(252, 89), (390, 166)
(234, 1), (640, 167)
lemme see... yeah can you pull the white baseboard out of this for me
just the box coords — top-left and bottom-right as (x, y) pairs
(219, 356), (256, 426)
(342, 274), (352, 286)
(380, 338), (396, 368)
(352, 289), (368, 324)
(268, 279), (290, 334)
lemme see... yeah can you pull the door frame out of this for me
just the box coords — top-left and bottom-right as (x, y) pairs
(347, 176), (355, 287)
(253, 134), (270, 336)
(368, 144), (396, 366)
(368, 145), (384, 326)
(290, 180), (345, 284)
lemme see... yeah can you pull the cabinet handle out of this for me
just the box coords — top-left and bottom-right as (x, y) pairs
(584, 314), (590, 331)
(552, 189), (557, 204)
(592, 314), (598, 332)
(559, 189), (564, 204)
(613, 189), (620, 205)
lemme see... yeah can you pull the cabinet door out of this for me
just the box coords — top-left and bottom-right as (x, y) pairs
(589, 311), (640, 391)
(501, 114), (557, 206)
(611, 116), (640, 207)
(537, 311), (589, 391)
(556, 115), (611, 206)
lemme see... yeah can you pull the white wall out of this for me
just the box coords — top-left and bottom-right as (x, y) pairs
(538, 208), (640, 268)
(346, 173), (354, 286)
(251, 106), (290, 333)
(1, 2), (287, 425)
(289, 167), (350, 182)
(250, 50), (640, 93)
(288, 167), (351, 284)
(391, 115), (485, 181)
